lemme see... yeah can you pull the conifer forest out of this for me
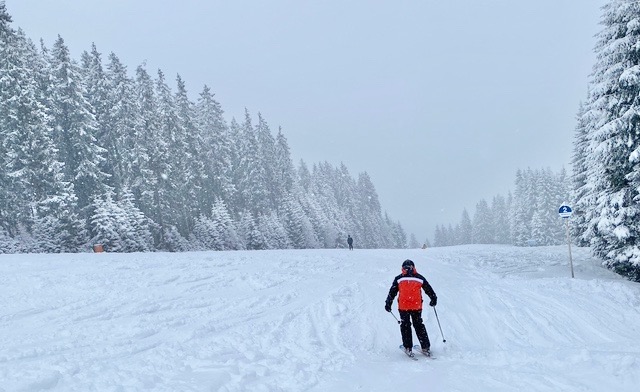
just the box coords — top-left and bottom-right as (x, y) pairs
(433, 1), (640, 282)
(2, 1), (640, 283)
(0, 4), (407, 253)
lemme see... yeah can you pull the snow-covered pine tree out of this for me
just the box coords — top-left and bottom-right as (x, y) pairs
(392, 220), (408, 248)
(530, 169), (557, 246)
(49, 35), (109, 236)
(572, 103), (592, 246)
(0, 13), (84, 252)
(255, 112), (277, 210)
(472, 199), (494, 244)
(247, 215), (269, 250)
(236, 209), (257, 250)
(118, 188), (153, 252)
(90, 191), (124, 251)
(258, 211), (291, 249)
(280, 193), (318, 249)
(458, 209), (472, 244)
(297, 159), (312, 192)
(190, 214), (216, 250)
(235, 110), (270, 216)
(273, 128), (296, 205)
(81, 44), (124, 193)
(579, 0), (640, 281)
(195, 85), (235, 206)
(451, 223), (462, 245)
(297, 187), (330, 248)
(512, 169), (533, 246)
(155, 70), (191, 237)
(433, 225), (444, 247)
(175, 75), (207, 221)
(356, 171), (386, 248)
(162, 225), (190, 252)
(333, 164), (360, 245)
(491, 194), (510, 244)
(445, 224), (455, 247)
(133, 64), (164, 246)
(226, 117), (243, 216)
(505, 192), (514, 244)
(89, 190), (151, 253)
(105, 52), (140, 194)
(309, 162), (348, 247)
(409, 233), (420, 248)
(210, 198), (241, 250)
(5, 30), (82, 251)
(0, 9), (24, 236)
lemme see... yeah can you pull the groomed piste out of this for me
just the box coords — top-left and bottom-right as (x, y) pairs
(1, 245), (638, 391)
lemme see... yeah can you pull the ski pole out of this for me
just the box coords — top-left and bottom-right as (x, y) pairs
(390, 310), (401, 324)
(433, 307), (446, 343)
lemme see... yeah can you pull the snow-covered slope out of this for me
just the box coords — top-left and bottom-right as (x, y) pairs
(1, 245), (638, 391)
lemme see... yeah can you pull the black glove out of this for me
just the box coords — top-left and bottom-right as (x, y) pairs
(429, 297), (437, 307)
(385, 303), (391, 312)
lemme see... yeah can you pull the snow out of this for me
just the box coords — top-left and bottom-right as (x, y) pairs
(1, 245), (639, 391)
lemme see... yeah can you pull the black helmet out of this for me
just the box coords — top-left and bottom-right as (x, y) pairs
(402, 259), (415, 271)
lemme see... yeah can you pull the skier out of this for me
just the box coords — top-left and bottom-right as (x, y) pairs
(347, 235), (354, 250)
(385, 259), (437, 358)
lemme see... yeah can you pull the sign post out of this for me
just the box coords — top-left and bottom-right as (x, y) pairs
(558, 205), (574, 278)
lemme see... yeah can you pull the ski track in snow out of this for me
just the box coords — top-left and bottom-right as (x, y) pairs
(0, 246), (639, 391)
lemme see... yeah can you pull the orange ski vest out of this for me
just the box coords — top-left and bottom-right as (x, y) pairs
(386, 269), (436, 311)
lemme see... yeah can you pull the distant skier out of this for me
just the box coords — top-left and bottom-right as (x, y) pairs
(385, 259), (437, 358)
(347, 235), (354, 250)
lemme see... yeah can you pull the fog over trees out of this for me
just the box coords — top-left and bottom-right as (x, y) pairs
(570, 0), (640, 282)
(0, 4), (407, 253)
(432, 168), (570, 248)
(433, 0), (640, 283)
(3, 0), (640, 284)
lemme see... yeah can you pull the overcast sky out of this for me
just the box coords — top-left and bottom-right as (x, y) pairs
(5, 0), (606, 242)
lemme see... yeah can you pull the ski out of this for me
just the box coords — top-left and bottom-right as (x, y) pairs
(398, 344), (418, 360)
(421, 350), (436, 359)
(398, 344), (436, 360)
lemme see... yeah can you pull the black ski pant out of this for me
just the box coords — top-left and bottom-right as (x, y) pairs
(399, 309), (430, 350)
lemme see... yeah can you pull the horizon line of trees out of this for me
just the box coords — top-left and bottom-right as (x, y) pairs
(0, 4), (408, 253)
(433, 0), (640, 283)
(432, 167), (570, 248)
